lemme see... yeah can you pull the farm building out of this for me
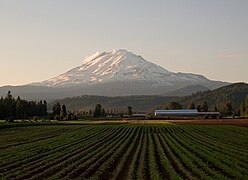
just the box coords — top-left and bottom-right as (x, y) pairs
(131, 113), (147, 118)
(155, 109), (220, 117)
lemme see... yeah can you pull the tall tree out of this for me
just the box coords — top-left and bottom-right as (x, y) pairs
(0, 97), (4, 119)
(225, 102), (233, 116)
(101, 109), (106, 117)
(201, 101), (208, 112)
(0, 91), (48, 120)
(52, 103), (61, 117)
(214, 106), (219, 112)
(240, 102), (245, 116)
(94, 104), (102, 117)
(42, 100), (48, 116)
(245, 95), (248, 117)
(94, 104), (106, 117)
(4, 91), (15, 118)
(61, 105), (67, 119)
(15, 96), (24, 118)
(127, 106), (132, 116)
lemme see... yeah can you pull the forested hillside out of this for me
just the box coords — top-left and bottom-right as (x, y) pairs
(49, 95), (175, 113)
(50, 83), (248, 114)
(178, 83), (248, 111)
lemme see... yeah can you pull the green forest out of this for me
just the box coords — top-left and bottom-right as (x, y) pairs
(0, 91), (47, 120)
(51, 83), (248, 116)
(1, 83), (248, 120)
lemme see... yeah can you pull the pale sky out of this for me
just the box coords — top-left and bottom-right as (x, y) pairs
(0, 0), (248, 86)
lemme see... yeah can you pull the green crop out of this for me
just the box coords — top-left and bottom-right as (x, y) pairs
(0, 123), (248, 179)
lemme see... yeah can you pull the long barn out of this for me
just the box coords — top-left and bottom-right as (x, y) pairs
(155, 109), (220, 117)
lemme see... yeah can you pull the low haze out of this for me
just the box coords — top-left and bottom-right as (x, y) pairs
(0, 0), (248, 86)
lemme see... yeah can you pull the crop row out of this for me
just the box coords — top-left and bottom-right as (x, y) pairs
(1, 123), (248, 179)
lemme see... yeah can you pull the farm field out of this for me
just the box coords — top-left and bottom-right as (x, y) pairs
(1, 123), (248, 179)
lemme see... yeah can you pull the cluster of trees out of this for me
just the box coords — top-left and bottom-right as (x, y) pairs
(51, 102), (77, 120)
(66, 104), (133, 119)
(93, 104), (133, 117)
(166, 100), (235, 116)
(53, 95), (173, 113)
(165, 101), (210, 112)
(93, 104), (106, 117)
(0, 91), (47, 120)
(240, 95), (248, 117)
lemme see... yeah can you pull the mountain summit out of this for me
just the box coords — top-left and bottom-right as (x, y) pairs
(2, 49), (227, 99)
(38, 49), (171, 87)
(35, 49), (217, 88)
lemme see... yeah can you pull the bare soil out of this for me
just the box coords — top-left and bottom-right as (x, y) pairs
(62, 119), (248, 126)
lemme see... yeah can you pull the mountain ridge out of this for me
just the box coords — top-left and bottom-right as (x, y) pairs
(178, 82), (248, 111)
(49, 83), (248, 113)
(1, 49), (229, 99)
(32, 49), (223, 89)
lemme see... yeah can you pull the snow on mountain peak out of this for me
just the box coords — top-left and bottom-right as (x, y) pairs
(82, 51), (105, 63)
(36, 49), (210, 87)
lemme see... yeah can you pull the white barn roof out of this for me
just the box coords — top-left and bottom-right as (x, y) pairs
(155, 109), (220, 116)
(155, 109), (198, 116)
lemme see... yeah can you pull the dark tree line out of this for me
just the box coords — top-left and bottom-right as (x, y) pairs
(67, 104), (133, 119)
(166, 100), (235, 116)
(0, 91), (47, 120)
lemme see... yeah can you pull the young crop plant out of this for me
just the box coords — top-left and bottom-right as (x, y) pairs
(0, 123), (248, 179)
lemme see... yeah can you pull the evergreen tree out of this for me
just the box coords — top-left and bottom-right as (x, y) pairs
(61, 105), (67, 119)
(6, 91), (12, 99)
(101, 109), (106, 117)
(37, 101), (43, 116)
(0, 97), (4, 119)
(16, 96), (24, 118)
(127, 106), (132, 116)
(0, 91), (48, 120)
(4, 91), (16, 118)
(94, 104), (102, 117)
(89, 110), (92, 117)
(197, 105), (201, 112)
(42, 100), (48, 116)
(246, 95), (248, 117)
(28, 101), (36, 117)
(240, 102), (245, 116)
(93, 104), (106, 117)
(201, 101), (208, 112)
(214, 106), (219, 112)
(225, 102), (233, 116)
(52, 103), (61, 118)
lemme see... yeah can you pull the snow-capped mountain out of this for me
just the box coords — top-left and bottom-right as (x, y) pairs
(35, 49), (212, 88)
(1, 49), (228, 98)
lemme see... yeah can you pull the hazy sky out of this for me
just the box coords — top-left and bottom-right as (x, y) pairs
(0, 0), (248, 86)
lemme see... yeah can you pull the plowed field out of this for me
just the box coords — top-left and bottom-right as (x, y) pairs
(0, 123), (248, 179)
